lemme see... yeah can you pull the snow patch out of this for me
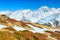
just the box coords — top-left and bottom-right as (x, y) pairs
(27, 24), (48, 33)
(13, 26), (26, 31)
(0, 25), (7, 29)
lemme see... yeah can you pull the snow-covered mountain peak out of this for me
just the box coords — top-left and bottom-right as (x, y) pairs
(0, 6), (60, 27)
(38, 6), (49, 11)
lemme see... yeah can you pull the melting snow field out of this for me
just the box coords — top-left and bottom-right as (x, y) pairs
(0, 24), (48, 33)
(27, 24), (48, 33)
(13, 25), (48, 33)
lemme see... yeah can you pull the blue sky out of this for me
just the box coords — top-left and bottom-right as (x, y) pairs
(0, 0), (60, 11)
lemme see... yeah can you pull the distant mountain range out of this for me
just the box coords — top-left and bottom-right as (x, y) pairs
(0, 6), (60, 27)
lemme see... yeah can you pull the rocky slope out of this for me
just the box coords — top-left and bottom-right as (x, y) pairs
(0, 28), (60, 40)
(0, 14), (59, 40)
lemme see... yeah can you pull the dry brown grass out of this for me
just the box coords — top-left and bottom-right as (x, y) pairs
(0, 27), (60, 40)
(0, 14), (60, 40)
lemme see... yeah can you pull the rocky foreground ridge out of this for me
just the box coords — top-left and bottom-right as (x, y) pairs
(0, 14), (60, 40)
(0, 27), (60, 40)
